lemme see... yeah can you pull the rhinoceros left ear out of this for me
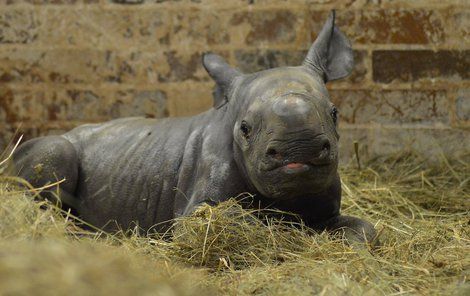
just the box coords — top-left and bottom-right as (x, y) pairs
(202, 53), (242, 109)
(303, 10), (353, 82)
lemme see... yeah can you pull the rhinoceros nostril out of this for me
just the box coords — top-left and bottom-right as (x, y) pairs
(322, 141), (330, 153)
(266, 147), (284, 160)
(266, 147), (278, 157)
(315, 139), (331, 161)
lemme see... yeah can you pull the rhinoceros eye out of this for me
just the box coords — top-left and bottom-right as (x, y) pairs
(331, 106), (338, 124)
(240, 121), (251, 138)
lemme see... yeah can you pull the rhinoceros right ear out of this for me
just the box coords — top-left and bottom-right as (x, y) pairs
(303, 10), (354, 82)
(202, 53), (241, 109)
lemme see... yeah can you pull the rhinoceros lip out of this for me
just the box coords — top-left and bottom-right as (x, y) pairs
(281, 162), (310, 174)
(262, 160), (331, 173)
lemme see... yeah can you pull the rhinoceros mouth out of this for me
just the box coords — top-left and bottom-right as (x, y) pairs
(261, 159), (332, 173)
(281, 162), (310, 174)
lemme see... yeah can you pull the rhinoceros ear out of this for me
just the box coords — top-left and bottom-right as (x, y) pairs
(303, 10), (353, 82)
(202, 53), (242, 109)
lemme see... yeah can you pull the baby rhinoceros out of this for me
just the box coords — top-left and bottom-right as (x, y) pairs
(11, 11), (376, 243)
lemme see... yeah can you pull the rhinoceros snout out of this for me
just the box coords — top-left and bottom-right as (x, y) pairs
(264, 134), (332, 168)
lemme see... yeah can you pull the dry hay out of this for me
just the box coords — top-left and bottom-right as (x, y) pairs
(0, 152), (468, 295)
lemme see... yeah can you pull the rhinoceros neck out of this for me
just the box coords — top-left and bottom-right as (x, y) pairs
(249, 174), (342, 225)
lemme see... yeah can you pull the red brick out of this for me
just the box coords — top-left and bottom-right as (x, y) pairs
(354, 0), (470, 9)
(0, 49), (114, 84)
(0, 48), (220, 85)
(142, 0), (250, 6)
(373, 50), (470, 83)
(443, 9), (470, 47)
(234, 49), (307, 73)
(330, 90), (449, 125)
(0, 88), (45, 123)
(172, 9), (231, 49)
(338, 126), (470, 164)
(455, 89), (469, 122)
(0, 1), (98, 4)
(166, 82), (212, 117)
(230, 9), (308, 46)
(309, 9), (446, 44)
(40, 8), (171, 49)
(110, 0), (144, 4)
(159, 51), (206, 82)
(108, 90), (168, 118)
(43, 89), (168, 121)
(158, 50), (230, 82)
(0, 49), (171, 85)
(0, 10), (40, 44)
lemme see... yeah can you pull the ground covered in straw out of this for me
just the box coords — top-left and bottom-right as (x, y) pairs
(0, 154), (468, 295)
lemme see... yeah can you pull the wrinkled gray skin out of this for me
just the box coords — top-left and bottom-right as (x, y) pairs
(11, 11), (376, 242)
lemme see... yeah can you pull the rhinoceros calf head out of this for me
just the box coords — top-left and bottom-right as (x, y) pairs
(202, 11), (352, 200)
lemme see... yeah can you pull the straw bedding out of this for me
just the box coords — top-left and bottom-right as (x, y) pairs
(0, 152), (468, 295)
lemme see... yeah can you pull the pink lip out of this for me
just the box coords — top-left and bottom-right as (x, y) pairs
(286, 162), (304, 169)
(282, 162), (310, 174)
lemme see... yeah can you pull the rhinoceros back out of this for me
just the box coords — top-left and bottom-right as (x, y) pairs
(63, 116), (205, 231)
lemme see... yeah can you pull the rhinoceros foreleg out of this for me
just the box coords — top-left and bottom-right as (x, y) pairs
(318, 215), (377, 244)
(10, 136), (80, 211)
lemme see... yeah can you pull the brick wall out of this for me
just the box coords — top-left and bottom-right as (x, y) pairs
(0, 0), (468, 162)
